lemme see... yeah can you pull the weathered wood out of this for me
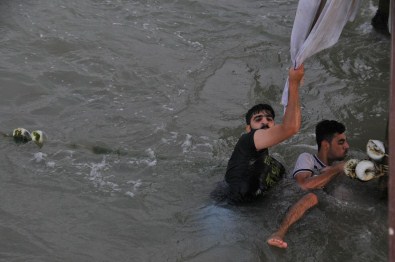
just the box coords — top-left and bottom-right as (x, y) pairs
(389, 1), (395, 260)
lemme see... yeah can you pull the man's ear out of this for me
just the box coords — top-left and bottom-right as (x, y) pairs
(322, 140), (330, 150)
(246, 125), (251, 132)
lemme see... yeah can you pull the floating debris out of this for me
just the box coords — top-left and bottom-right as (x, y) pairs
(355, 160), (376, 181)
(344, 159), (359, 179)
(345, 159), (388, 182)
(12, 128), (32, 144)
(366, 139), (386, 161)
(11, 128), (45, 147)
(31, 130), (45, 148)
(344, 139), (389, 182)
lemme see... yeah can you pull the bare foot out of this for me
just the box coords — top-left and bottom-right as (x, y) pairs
(267, 234), (288, 249)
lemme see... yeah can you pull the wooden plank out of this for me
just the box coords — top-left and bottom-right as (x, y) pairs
(390, 0), (395, 260)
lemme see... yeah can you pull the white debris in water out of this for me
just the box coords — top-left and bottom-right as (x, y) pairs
(162, 105), (174, 111)
(125, 179), (142, 198)
(389, 228), (394, 236)
(170, 132), (178, 139)
(46, 161), (55, 168)
(146, 148), (155, 158)
(128, 148), (157, 167)
(161, 131), (179, 145)
(88, 157), (120, 192)
(181, 134), (192, 153)
(154, 122), (166, 132)
(125, 191), (135, 197)
(32, 152), (47, 163)
(145, 148), (157, 166)
(290, 143), (318, 150)
(174, 31), (203, 50)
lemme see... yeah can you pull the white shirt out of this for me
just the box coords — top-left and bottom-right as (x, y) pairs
(292, 152), (326, 178)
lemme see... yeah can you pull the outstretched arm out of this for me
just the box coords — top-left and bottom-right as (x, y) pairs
(295, 161), (345, 190)
(254, 65), (305, 150)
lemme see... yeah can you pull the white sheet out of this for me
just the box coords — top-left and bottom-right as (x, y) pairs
(281, 0), (362, 107)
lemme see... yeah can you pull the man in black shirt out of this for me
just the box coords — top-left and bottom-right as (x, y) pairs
(213, 65), (305, 203)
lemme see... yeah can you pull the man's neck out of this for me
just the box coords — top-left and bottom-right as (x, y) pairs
(316, 150), (331, 166)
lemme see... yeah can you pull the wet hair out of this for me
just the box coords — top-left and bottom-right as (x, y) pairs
(315, 120), (346, 150)
(245, 104), (275, 125)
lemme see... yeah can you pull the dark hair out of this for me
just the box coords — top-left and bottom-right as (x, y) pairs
(245, 104), (275, 125)
(315, 120), (346, 150)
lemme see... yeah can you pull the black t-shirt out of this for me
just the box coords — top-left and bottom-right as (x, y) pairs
(225, 130), (268, 190)
(224, 129), (284, 202)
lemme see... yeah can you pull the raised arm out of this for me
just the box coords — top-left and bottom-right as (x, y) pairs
(254, 65), (305, 150)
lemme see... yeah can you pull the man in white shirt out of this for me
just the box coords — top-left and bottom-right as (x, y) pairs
(267, 120), (349, 248)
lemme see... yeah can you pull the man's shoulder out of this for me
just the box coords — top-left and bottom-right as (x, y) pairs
(292, 152), (315, 178)
(237, 130), (257, 146)
(241, 129), (257, 137)
(296, 152), (314, 162)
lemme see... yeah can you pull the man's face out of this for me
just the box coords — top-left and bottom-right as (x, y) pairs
(249, 110), (275, 130)
(328, 132), (349, 161)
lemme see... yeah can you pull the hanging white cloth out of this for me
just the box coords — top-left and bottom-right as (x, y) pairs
(281, 0), (362, 107)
